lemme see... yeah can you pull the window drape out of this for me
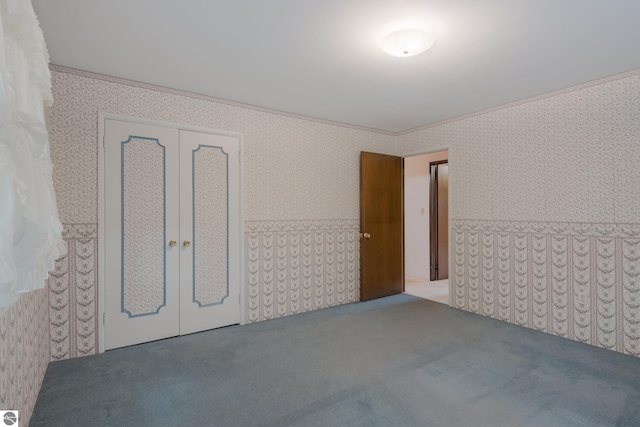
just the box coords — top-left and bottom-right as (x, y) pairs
(0, 0), (65, 314)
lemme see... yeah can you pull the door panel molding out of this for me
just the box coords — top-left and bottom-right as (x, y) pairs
(191, 144), (229, 308)
(121, 135), (167, 318)
(179, 130), (241, 336)
(103, 120), (181, 350)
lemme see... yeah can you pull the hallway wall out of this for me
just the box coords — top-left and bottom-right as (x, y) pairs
(404, 150), (448, 280)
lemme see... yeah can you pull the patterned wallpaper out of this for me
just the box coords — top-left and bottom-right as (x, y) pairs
(0, 289), (50, 427)
(39, 66), (640, 368)
(0, 63), (627, 427)
(399, 70), (640, 357)
(49, 224), (98, 360)
(452, 220), (640, 356)
(245, 220), (360, 323)
(3, 62), (639, 427)
(47, 67), (400, 224)
(44, 66), (402, 361)
(399, 70), (640, 224)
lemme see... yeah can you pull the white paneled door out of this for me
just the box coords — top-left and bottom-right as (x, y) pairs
(179, 130), (241, 335)
(103, 119), (240, 350)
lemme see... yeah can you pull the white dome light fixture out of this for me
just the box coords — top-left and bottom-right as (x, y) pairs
(381, 29), (435, 57)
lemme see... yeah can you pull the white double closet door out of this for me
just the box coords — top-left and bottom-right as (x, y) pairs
(103, 119), (240, 350)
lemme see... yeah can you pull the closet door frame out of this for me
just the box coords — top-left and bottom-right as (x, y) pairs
(97, 113), (245, 354)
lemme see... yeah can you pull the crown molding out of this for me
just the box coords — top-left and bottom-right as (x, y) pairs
(398, 67), (640, 136)
(48, 64), (396, 136)
(50, 64), (640, 137)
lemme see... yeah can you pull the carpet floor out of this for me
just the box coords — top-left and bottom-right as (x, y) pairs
(31, 294), (640, 426)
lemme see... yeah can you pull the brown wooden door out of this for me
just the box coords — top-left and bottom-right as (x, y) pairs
(429, 161), (449, 280)
(360, 151), (403, 301)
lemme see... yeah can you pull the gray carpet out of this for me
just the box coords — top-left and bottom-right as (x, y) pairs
(31, 294), (640, 426)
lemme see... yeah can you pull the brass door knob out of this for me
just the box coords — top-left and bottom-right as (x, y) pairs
(364, 233), (371, 239)
(183, 240), (191, 247)
(168, 240), (177, 247)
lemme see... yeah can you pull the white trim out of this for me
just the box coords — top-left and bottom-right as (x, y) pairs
(51, 65), (395, 136)
(97, 113), (244, 139)
(237, 134), (246, 325)
(397, 68), (640, 136)
(401, 145), (450, 159)
(54, 64), (640, 137)
(401, 146), (452, 308)
(97, 112), (245, 352)
(97, 113), (106, 353)
(447, 145), (453, 308)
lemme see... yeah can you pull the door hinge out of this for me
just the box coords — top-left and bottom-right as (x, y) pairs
(103, 312), (106, 325)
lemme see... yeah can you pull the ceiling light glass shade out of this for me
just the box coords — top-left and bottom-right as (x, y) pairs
(380, 29), (435, 57)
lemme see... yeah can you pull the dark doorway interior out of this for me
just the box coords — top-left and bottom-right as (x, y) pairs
(429, 161), (448, 281)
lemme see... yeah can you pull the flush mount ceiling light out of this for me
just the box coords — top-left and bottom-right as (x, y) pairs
(380, 28), (435, 57)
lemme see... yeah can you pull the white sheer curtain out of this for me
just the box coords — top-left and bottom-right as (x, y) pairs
(0, 0), (65, 315)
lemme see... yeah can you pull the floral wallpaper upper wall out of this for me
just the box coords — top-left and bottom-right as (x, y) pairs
(397, 71), (640, 224)
(47, 66), (640, 238)
(47, 68), (400, 225)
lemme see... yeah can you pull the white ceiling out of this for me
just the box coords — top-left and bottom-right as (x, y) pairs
(32, 0), (640, 133)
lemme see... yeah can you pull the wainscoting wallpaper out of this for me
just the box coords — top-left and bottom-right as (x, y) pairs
(245, 220), (360, 323)
(400, 69), (640, 358)
(48, 224), (98, 360)
(0, 288), (50, 427)
(452, 220), (640, 356)
(46, 220), (359, 358)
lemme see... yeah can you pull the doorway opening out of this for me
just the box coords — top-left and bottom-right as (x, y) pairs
(403, 150), (449, 304)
